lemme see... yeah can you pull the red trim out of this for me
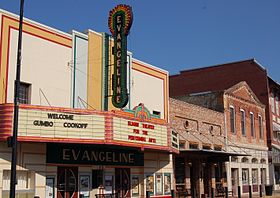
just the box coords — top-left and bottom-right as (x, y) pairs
(4, 26), (11, 103)
(1, 15), (72, 102)
(3, 15), (72, 42)
(0, 15), (4, 78)
(131, 62), (168, 121)
(132, 67), (165, 80)
(132, 60), (167, 76)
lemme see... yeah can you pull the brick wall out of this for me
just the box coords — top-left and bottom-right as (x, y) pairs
(169, 98), (225, 150)
(169, 59), (273, 148)
(224, 94), (267, 147)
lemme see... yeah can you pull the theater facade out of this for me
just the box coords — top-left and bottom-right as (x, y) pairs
(0, 6), (178, 198)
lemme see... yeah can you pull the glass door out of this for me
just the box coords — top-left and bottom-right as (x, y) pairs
(115, 168), (131, 197)
(57, 167), (78, 198)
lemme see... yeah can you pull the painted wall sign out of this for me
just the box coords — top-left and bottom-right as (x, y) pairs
(108, 4), (133, 108)
(46, 143), (144, 166)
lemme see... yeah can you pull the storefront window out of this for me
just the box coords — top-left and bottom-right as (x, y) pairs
(131, 175), (140, 197)
(146, 174), (154, 195)
(275, 166), (280, 184)
(242, 169), (249, 185)
(46, 177), (55, 198)
(155, 173), (163, 195)
(104, 175), (113, 194)
(164, 173), (171, 195)
(2, 170), (35, 198)
(252, 169), (258, 185)
(80, 175), (90, 198)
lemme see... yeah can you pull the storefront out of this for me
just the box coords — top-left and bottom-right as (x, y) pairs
(0, 103), (177, 198)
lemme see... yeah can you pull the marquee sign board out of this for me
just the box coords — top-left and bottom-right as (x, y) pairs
(108, 4), (133, 108)
(18, 108), (105, 139)
(113, 103), (168, 147)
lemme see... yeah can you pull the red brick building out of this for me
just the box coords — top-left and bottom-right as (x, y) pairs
(171, 81), (268, 196)
(170, 98), (227, 197)
(170, 59), (280, 189)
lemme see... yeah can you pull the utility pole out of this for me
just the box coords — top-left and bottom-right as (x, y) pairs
(10, 0), (25, 197)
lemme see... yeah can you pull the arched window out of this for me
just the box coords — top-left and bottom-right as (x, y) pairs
(241, 157), (249, 163)
(231, 156), (238, 162)
(261, 159), (266, 164)
(252, 158), (258, 163)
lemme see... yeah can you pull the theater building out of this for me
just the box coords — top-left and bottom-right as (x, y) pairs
(171, 81), (269, 196)
(0, 8), (177, 198)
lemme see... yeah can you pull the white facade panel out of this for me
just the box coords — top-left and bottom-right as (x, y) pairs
(7, 29), (72, 107)
(72, 33), (88, 108)
(130, 69), (164, 118)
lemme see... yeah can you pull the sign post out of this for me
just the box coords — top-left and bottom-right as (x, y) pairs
(10, 0), (25, 197)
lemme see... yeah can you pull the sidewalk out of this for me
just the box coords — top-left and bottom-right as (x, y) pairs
(246, 190), (280, 198)
(236, 190), (280, 198)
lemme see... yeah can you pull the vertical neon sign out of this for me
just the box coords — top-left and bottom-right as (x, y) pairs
(108, 4), (133, 108)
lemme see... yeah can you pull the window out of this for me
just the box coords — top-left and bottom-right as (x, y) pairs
(250, 112), (255, 137)
(252, 169), (258, 184)
(242, 169), (249, 185)
(2, 170), (35, 197)
(179, 141), (185, 149)
(214, 146), (222, 151)
(152, 111), (161, 117)
(189, 143), (198, 149)
(259, 115), (263, 139)
(241, 157), (249, 163)
(202, 145), (211, 150)
(241, 109), (246, 136)
(231, 157), (238, 162)
(271, 92), (275, 113)
(155, 173), (163, 195)
(146, 174), (154, 195)
(230, 106), (236, 133)
(276, 95), (279, 115)
(17, 81), (31, 104)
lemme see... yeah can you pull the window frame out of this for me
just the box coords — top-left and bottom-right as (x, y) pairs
(229, 106), (236, 134)
(276, 95), (279, 115)
(240, 109), (246, 136)
(258, 115), (263, 139)
(250, 112), (255, 138)
(16, 81), (31, 104)
(271, 92), (275, 113)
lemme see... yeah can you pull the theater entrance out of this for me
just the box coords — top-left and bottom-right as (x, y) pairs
(115, 168), (131, 197)
(57, 167), (78, 198)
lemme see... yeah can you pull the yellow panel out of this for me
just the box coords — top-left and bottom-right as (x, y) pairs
(108, 39), (118, 111)
(87, 32), (103, 110)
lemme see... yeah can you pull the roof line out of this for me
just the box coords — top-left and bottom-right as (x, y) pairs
(0, 9), (72, 38)
(181, 58), (255, 73)
(171, 58), (259, 76)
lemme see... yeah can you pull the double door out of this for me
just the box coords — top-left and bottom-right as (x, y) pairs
(57, 167), (78, 198)
(115, 168), (131, 198)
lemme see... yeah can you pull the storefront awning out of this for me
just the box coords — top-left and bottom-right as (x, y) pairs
(273, 122), (280, 132)
(179, 149), (250, 162)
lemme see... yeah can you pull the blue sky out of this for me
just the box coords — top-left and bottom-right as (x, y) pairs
(1, 1), (280, 81)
